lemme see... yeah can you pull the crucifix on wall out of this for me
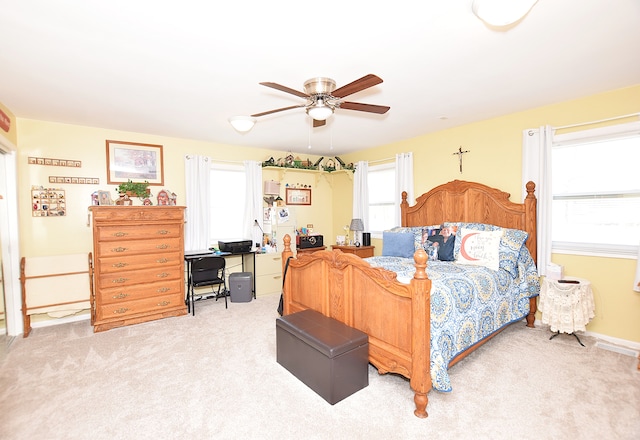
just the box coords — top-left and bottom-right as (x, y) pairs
(453, 146), (470, 173)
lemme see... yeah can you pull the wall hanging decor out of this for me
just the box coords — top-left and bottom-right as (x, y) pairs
(31, 186), (66, 217)
(106, 140), (164, 185)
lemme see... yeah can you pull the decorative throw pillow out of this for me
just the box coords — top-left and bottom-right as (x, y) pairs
(382, 231), (415, 258)
(455, 228), (503, 271)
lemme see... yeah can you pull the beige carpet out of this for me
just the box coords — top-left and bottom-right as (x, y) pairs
(1, 292), (638, 440)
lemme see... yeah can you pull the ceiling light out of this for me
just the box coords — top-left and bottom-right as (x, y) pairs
(228, 116), (256, 133)
(306, 99), (334, 121)
(472, 0), (538, 27)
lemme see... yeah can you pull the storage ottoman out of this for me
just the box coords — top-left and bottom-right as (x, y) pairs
(276, 309), (369, 404)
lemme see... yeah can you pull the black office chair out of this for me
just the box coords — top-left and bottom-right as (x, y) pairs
(188, 256), (227, 315)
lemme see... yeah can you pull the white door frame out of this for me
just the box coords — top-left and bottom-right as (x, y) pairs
(0, 136), (22, 336)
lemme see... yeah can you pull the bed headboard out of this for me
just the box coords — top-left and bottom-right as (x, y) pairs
(400, 180), (537, 264)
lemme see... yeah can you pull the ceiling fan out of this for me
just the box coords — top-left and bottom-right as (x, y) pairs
(250, 74), (390, 128)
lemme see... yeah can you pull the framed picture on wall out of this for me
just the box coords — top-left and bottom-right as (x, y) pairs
(106, 140), (164, 185)
(286, 188), (311, 205)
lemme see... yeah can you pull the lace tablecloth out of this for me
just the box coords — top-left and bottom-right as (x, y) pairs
(539, 277), (595, 333)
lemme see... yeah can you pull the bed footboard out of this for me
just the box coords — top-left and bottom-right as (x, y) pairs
(281, 235), (433, 417)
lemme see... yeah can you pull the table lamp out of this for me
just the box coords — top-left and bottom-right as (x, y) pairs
(349, 218), (364, 246)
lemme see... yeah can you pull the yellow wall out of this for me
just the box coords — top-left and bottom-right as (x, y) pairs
(14, 84), (640, 343)
(338, 84), (640, 343)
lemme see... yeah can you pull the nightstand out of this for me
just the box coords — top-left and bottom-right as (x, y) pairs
(539, 276), (595, 346)
(296, 246), (326, 256)
(331, 245), (375, 258)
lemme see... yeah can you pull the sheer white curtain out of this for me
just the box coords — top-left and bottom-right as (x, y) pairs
(353, 161), (368, 229)
(243, 161), (263, 249)
(522, 126), (553, 276)
(184, 155), (211, 252)
(394, 152), (414, 226)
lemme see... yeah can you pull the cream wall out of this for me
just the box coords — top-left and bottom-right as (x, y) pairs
(335, 84), (640, 343)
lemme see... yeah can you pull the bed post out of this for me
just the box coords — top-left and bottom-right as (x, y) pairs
(400, 191), (409, 227)
(409, 248), (432, 418)
(281, 235), (294, 316)
(524, 181), (538, 328)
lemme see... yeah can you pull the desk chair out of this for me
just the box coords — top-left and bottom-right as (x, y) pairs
(188, 256), (227, 315)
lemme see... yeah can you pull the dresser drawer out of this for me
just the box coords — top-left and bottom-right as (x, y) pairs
(96, 224), (182, 241)
(97, 279), (183, 304)
(96, 237), (182, 257)
(98, 252), (182, 274)
(98, 265), (182, 287)
(95, 292), (183, 321)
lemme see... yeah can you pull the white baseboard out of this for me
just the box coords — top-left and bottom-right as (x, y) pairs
(30, 313), (90, 329)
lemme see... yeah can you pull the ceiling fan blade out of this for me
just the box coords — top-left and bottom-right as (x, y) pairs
(251, 105), (305, 118)
(331, 74), (383, 98)
(313, 119), (326, 128)
(259, 82), (309, 99)
(339, 101), (390, 114)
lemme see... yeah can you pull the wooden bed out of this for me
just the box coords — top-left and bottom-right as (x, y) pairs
(280, 180), (538, 418)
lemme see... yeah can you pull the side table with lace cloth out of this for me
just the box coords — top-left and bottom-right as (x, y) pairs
(539, 276), (595, 346)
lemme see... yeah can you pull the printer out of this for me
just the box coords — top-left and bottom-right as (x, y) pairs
(218, 240), (253, 254)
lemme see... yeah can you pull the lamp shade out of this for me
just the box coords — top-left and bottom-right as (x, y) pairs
(228, 115), (256, 133)
(349, 218), (364, 232)
(472, 0), (538, 27)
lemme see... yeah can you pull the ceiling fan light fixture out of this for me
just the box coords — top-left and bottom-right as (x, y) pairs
(228, 115), (256, 133)
(472, 0), (538, 27)
(307, 99), (334, 121)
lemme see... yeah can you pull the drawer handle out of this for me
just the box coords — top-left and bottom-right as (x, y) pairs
(113, 308), (129, 314)
(157, 287), (171, 293)
(273, 275), (282, 280)
(113, 293), (129, 299)
(112, 262), (128, 268)
(112, 277), (129, 283)
(157, 230), (169, 235)
(157, 272), (170, 278)
(156, 244), (169, 249)
(113, 232), (128, 237)
(158, 301), (170, 307)
(157, 258), (169, 264)
(112, 247), (128, 253)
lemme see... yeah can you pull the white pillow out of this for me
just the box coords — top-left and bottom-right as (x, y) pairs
(456, 228), (503, 271)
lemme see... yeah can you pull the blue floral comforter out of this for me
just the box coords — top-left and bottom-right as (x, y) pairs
(365, 249), (539, 392)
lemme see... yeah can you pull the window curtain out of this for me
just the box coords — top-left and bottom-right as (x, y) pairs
(353, 161), (369, 230)
(243, 161), (263, 249)
(394, 152), (414, 227)
(522, 126), (553, 276)
(184, 155), (211, 252)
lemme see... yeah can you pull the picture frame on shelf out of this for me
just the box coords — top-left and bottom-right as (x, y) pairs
(286, 188), (311, 205)
(106, 140), (164, 185)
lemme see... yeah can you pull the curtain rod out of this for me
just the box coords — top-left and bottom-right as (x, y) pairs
(554, 112), (640, 131)
(367, 157), (394, 165)
(185, 155), (245, 165)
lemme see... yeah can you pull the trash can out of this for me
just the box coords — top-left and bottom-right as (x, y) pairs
(229, 272), (252, 302)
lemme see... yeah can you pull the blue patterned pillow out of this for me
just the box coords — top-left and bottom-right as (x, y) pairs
(445, 222), (528, 278)
(382, 231), (415, 258)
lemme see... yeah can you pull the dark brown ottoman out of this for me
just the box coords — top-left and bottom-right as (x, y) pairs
(276, 309), (369, 405)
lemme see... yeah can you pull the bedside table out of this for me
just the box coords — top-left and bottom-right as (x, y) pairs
(296, 246), (326, 256)
(331, 245), (375, 258)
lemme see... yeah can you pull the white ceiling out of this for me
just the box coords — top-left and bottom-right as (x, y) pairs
(1, 1), (639, 156)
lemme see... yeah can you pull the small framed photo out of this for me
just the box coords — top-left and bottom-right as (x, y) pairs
(106, 140), (164, 185)
(286, 188), (311, 205)
(97, 190), (112, 206)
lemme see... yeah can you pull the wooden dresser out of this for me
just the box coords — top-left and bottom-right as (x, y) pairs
(330, 245), (375, 258)
(89, 206), (187, 332)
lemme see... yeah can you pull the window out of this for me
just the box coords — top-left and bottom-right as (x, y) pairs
(210, 162), (246, 243)
(367, 163), (396, 235)
(552, 123), (640, 256)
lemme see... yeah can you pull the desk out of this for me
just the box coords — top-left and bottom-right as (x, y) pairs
(184, 250), (256, 303)
(539, 276), (595, 346)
